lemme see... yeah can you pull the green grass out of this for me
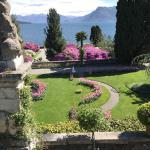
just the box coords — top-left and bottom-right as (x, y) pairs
(32, 70), (150, 123)
(32, 75), (110, 123)
(89, 71), (150, 119)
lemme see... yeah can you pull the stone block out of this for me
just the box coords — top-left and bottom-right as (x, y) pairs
(0, 99), (19, 113)
(0, 112), (7, 133)
(8, 119), (17, 135)
(0, 88), (19, 99)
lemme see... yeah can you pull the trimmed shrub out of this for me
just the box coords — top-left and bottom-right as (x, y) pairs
(137, 102), (150, 126)
(77, 106), (105, 132)
(31, 80), (46, 101)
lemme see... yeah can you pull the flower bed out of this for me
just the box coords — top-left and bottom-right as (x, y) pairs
(79, 78), (102, 105)
(31, 80), (46, 101)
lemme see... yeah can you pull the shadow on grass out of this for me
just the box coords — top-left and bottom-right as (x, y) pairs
(123, 84), (150, 105)
(36, 70), (139, 80)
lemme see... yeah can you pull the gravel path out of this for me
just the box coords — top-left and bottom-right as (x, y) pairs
(99, 82), (119, 112)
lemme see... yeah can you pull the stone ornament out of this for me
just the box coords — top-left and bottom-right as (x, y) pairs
(0, 0), (23, 70)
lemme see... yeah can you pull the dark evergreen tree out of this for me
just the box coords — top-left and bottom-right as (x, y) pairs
(114, 0), (147, 64)
(90, 25), (103, 46)
(45, 9), (66, 59)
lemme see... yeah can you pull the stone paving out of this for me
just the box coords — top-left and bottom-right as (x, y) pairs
(99, 82), (119, 112)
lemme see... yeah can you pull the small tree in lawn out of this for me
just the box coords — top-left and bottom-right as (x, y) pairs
(45, 8), (66, 59)
(90, 25), (103, 47)
(75, 31), (87, 64)
(77, 106), (104, 150)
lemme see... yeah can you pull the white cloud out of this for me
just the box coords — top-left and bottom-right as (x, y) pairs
(8, 0), (117, 16)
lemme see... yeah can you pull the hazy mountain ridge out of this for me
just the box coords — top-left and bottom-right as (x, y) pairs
(16, 7), (116, 24)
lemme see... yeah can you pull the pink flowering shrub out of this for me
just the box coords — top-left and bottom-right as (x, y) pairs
(31, 80), (46, 101)
(52, 44), (109, 61)
(52, 44), (79, 61)
(104, 111), (112, 120)
(24, 55), (33, 62)
(79, 78), (102, 105)
(24, 42), (40, 52)
(84, 44), (109, 60)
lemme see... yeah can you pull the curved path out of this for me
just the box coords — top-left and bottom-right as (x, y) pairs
(98, 81), (119, 112)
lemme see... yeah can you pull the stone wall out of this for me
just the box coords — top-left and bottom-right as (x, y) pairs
(42, 132), (150, 150)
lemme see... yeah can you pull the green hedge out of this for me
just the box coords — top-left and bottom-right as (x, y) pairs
(37, 117), (144, 134)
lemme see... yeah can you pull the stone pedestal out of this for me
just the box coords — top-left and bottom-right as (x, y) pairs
(0, 62), (34, 149)
(0, 62), (31, 134)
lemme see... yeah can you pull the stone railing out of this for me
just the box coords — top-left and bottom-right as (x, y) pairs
(41, 132), (150, 150)
(32, 59), (117, 69)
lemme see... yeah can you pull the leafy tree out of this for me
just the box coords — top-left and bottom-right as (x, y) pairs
(90, 25), (103, 46)
(98, 35), (114, 57)
(45, 8), (66, 59)
(77, 106), (105, 150)
(75, 31), (87, 48)
(114, 0), (147, 64)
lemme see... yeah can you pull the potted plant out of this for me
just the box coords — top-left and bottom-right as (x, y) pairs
(137, 102), (150, 134)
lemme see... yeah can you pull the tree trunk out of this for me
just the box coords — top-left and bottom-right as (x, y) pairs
(92, 132), (96, 150)
(81, 40), (83, 48)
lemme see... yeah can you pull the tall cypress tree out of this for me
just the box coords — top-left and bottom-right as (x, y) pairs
(45, 8), (66, 59)
(114, 0), (147, 64)
(90, 25), (103, 46)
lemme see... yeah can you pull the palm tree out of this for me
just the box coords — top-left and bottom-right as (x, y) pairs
(75, 31), (88, 48)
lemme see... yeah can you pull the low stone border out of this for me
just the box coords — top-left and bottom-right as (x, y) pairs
(29, 65), (140, 75)
(41, 132), (150, 150)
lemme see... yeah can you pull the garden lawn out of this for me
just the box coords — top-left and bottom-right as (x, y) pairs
(32, 75), (110, 123)
(89, 71), (150, 119)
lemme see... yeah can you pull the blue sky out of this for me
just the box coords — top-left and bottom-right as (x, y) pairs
(8, 0), (118, 16)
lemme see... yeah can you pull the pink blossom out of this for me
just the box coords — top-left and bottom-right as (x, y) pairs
(52, 44), (109, 61)
(24, 56), (33, 62)
(24, 42), (40, 52)
(104, 111), (112, 120)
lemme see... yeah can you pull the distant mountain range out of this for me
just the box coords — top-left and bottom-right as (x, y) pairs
(16, 6), (116, 24)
